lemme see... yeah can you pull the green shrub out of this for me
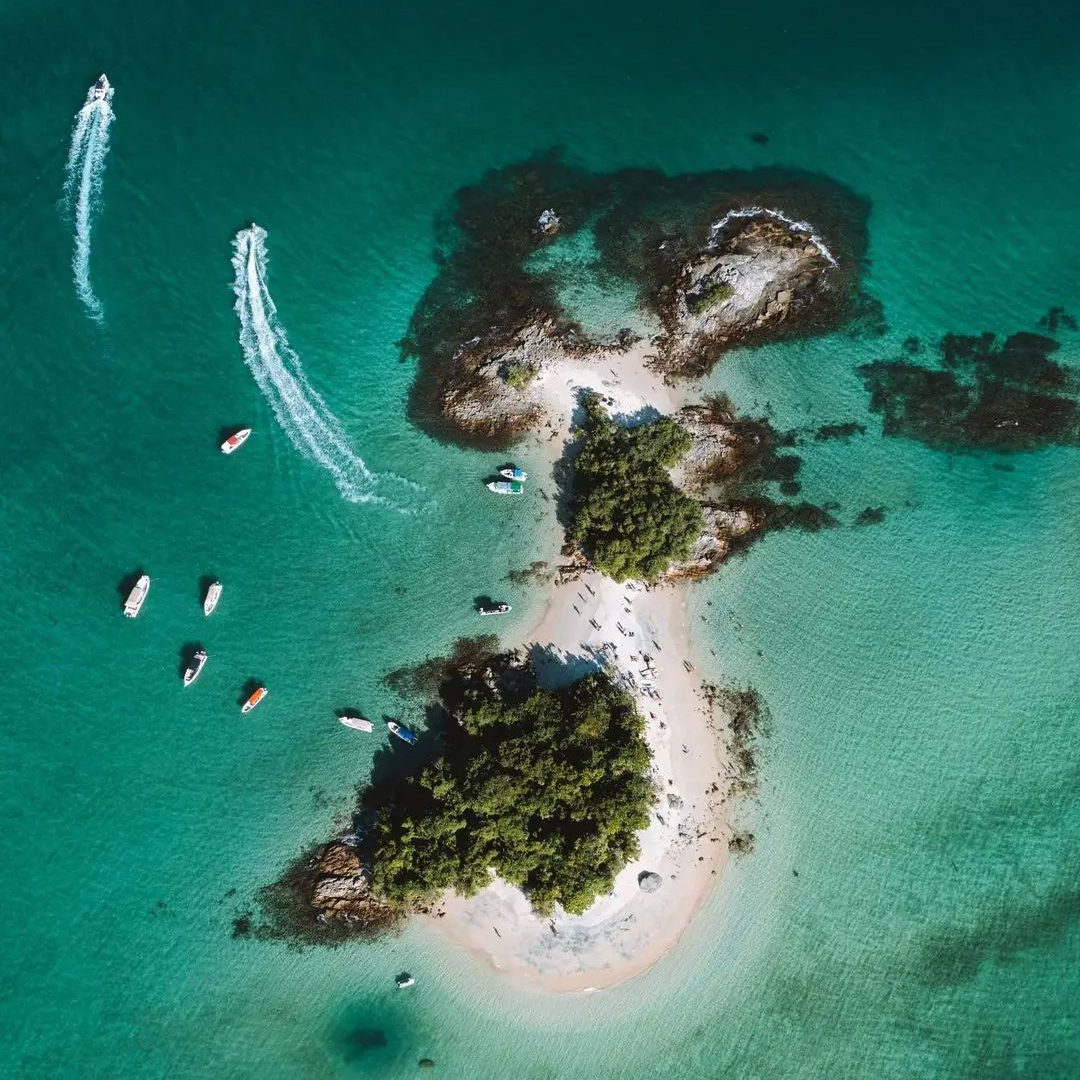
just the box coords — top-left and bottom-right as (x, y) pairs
(569, 395), (703, 581)
(504, 361), (538, 390)
(690, 280), (735, 314)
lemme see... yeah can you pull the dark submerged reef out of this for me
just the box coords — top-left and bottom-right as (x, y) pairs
(704, 683), (772, 794)
(400, 150), (869, 445)
(859, 331), (1080, 451)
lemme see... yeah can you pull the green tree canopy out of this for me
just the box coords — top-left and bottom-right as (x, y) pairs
(570, 394), (703, 581)
(370, 670), (654, 916)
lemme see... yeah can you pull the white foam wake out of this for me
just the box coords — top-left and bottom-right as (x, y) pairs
(707, 206), (838, 266)
(63, 81), (114, 320)
(232, 225), (420, 509)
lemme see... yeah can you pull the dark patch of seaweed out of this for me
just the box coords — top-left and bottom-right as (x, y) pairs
(859, 330), (1080, 452)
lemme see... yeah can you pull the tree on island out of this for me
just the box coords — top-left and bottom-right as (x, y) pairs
(370, 668), (654, 916)
(570, 393), (703, 581)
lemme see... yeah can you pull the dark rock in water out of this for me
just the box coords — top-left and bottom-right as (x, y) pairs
(854, 506), (886, 527)
(859, 330), (1080, 451)
(814, 421), (865, 442)
(902, 335), (921, 354)
(1037, 306), (1078, 333)
(419, 1059), (435, 1069)
(231, 914), (252, 938)
(750, 131), (769, 145)
(638, 871), (663, 893)
(729, 832), (755, 855)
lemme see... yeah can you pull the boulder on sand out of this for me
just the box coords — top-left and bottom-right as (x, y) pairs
(638, 871), (663, 893)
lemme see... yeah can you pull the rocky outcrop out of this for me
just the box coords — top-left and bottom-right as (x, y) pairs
(659, 219), (834, 374)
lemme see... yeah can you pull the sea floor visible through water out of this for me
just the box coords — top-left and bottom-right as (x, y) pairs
(1, 1), (1078, 1078)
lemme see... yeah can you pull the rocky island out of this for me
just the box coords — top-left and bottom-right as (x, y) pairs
(262, 157), (869, 989)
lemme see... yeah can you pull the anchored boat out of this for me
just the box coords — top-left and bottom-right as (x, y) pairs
(123, 574), (150, 618)
(183, 650), (208, 686)
(499, 466), (527, 481)
(339, 714), (374, 733)
(221, 428), (251, 455)
(477, 601), (511, 615)
(203, 580), (223, 616)
(486, 480), (523, 495)
(395, 973), (416, 989)
(241, 686), (268, 713)
(387, 721), (418, 745)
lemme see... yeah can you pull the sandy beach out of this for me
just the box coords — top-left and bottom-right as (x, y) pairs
(426, 347), (737, 992)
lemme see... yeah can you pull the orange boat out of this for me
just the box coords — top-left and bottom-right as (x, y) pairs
(241, 686), (268, 713)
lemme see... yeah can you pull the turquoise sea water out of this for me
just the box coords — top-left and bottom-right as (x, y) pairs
(1, 1), (1077, 1077)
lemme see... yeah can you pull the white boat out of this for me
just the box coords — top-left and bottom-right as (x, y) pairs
(387, 721), (418, 745)
(477, 602), (511, 615)
(221, 428), (252, 455)
(183, 650), (208, 686)
(241, 686), (268, 713)
(203, 580), (223, 616)
(499, 467), (527, 481)
(486, 480), (523, 495)
(91, 74), (110, 101)
(339, 714), (374, 733)
(395, 973), (416, 988)
(123, 574), (150, 618)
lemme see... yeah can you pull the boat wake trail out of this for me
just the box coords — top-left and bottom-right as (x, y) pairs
(63, 77), (114, 321)
(232, 225), (422, 509)
(708, 206), (839, 266)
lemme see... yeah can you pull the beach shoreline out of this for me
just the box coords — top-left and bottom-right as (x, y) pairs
(425, 347), (736, 993)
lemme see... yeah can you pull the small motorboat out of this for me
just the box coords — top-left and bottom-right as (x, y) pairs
(387, 721), (418, 745)
(183, 650), (208, 686)
(91, 74), (110, 101)
(339, 714), (374, 733)
(123, 574), (150, 618)
(486, 480), (523, 495)
(477, 601), (511, 615)
(203, 580), (223, 616)
(241, 686), (268, 713)
(395, 973), (416, 988)
(221, 428), (252, 455)
(499, 466), (527, 482)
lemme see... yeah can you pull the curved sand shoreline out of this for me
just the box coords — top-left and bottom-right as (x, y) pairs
(427, 346), (736, 992)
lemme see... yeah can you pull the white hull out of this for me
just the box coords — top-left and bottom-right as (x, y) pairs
(221, 428), (252, 455)
(203, 581), (222, 616)
(123, 574), (150, 618)
(184, 651), (208, 686)
(339, 715), (374, 733)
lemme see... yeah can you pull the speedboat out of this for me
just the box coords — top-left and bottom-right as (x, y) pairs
(91, 74), (110, 100)
(395, 973), (416, 988)
(499, 466), (527, 481)
(339, 714), (374, 733)
(183, 650), (208, 686)
(477, 601), (511, 615)
(123, 574), (150, 618)
(203, 580), (223, 616)
(221, 428), (252, 455)
(241, 686), (268, 713)
(486, 480), (523, 495)
(387, 721), (418, 745)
